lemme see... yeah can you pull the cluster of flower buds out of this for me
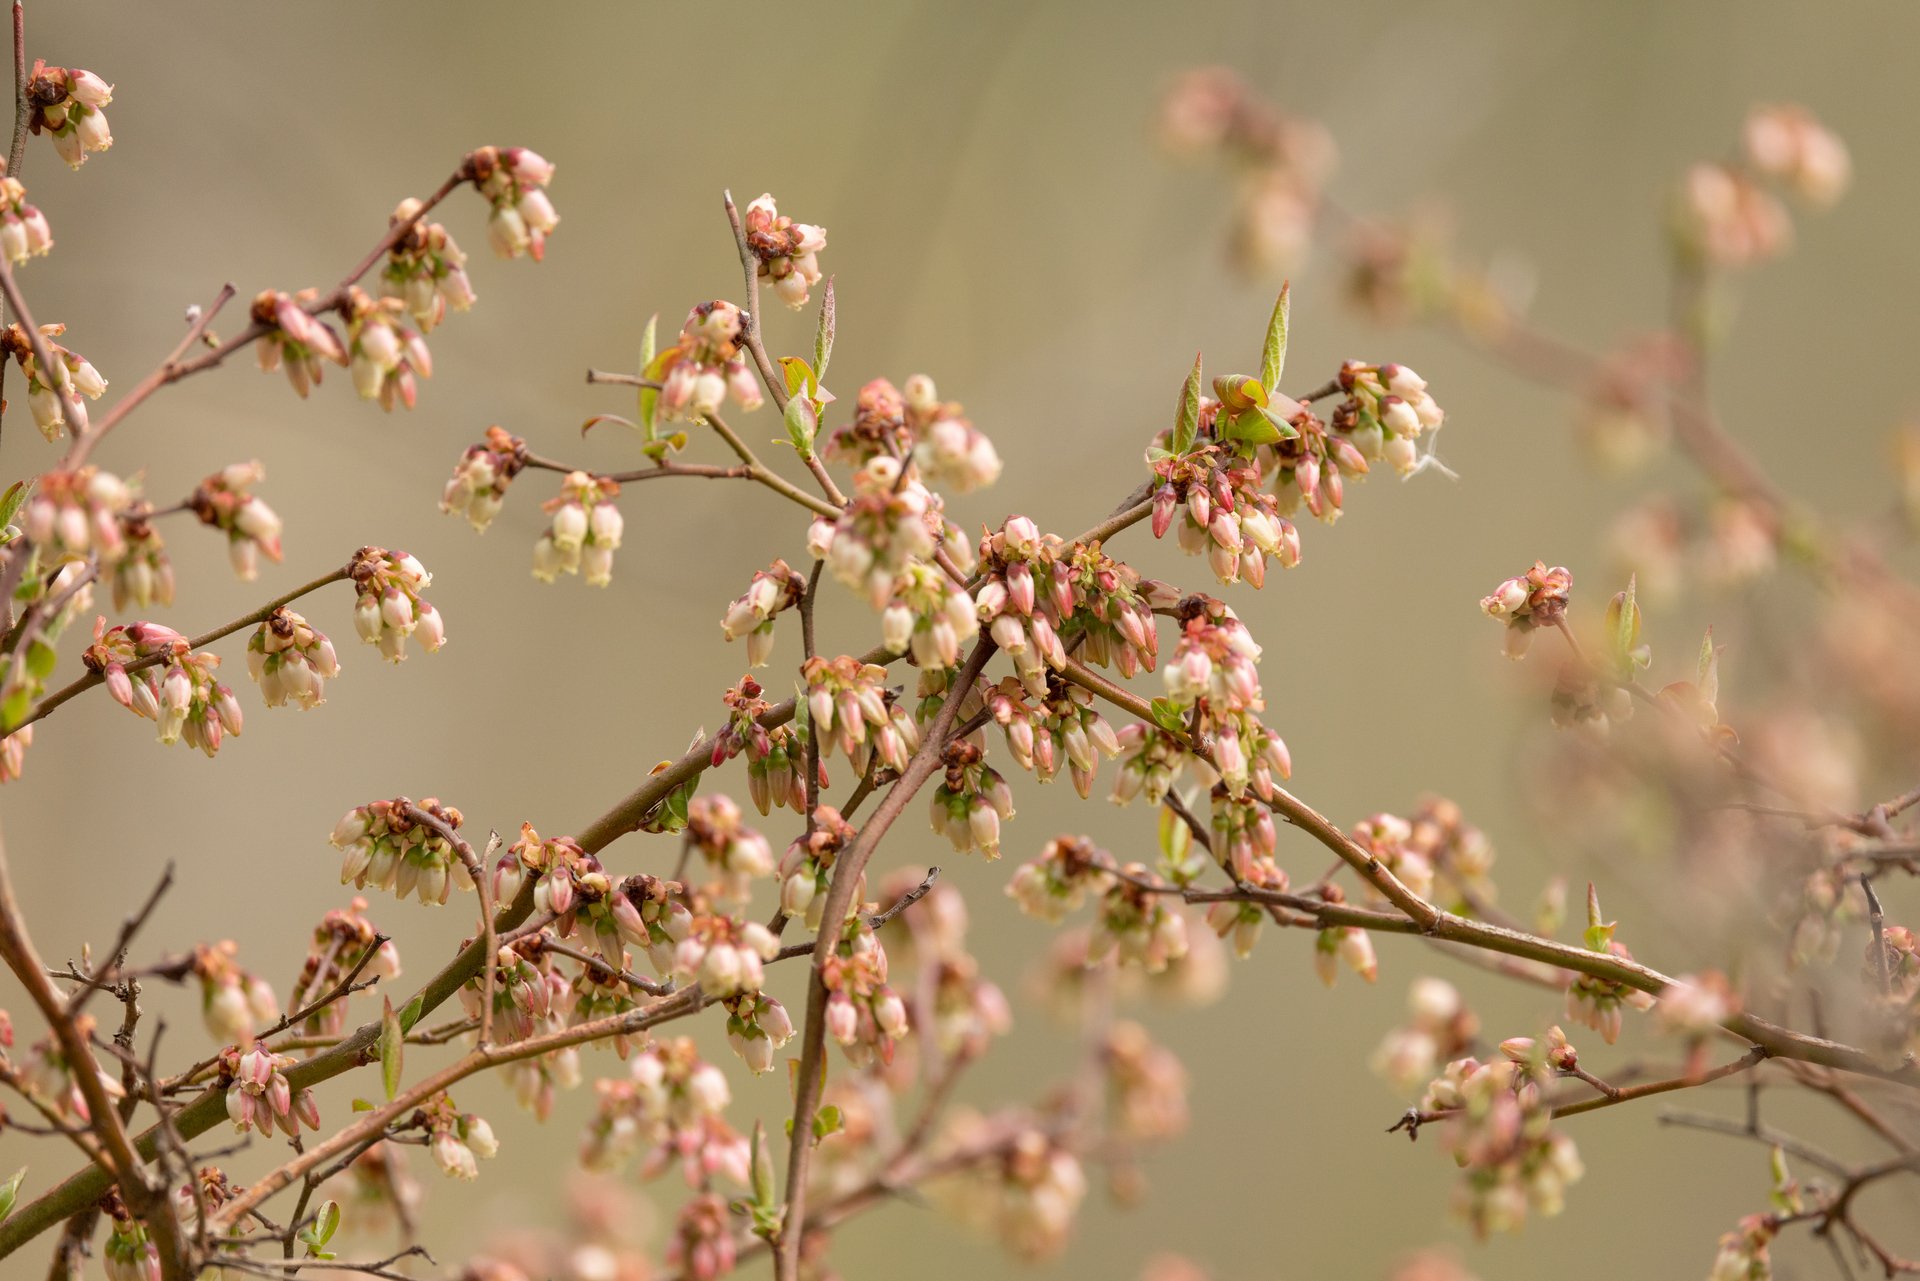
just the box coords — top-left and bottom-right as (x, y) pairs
(1563, 888), (1657, 1043)
(1371, 978), (1479, 1094)
(533, 471), (623, 586)
(683, 795), (776, 911)
(710, 677), (814, 817)
(14, 1017), (123, 1121)
(0, 727), (31, 784)
(0, 160), (51, 265)
(246, 606), (340, 709)
(719, 559), (806, 667)
(1157, 67), (1337, 276)
(778, 804), (857, 930)
(576, 872), (689, 977)
(669, 1193), (736, 1281)
(672, 912), (779, 997)
(329, 796), (475, 905)
(655, 300), (761, 422)
(26, 63), (113, 168)
(1479, 561), (1573, 660)
(1163, 596), (1291, 799)
(471, 146), (558, 261)
(1200, 794), (1286, 955)
(1050, 541), (1169, 677)
(1396, 797), (1500, 917)
(441, 426), (527, 531)
(1496, 1025), (1580, 1083)
(111, 515), (172, 612)
(1334, 361), (1446, 478)
(879, 557), (979, 670)
(1417, 1054), (1584, 1237)
(252, 289), (347, 398)
(344, 289), (433, 411)
(721, 991), (796, 1074)
(580, 1037), (747, 1187)
(813, 454), (942, 610)
(458, 938), (563, 1044)
(1090, 865), (1190, 973)
(1314, 914), (1379, 986)
(806, 654), (921, 777)
(89, 622), (243, 756)
(1349, 812), (1437, 905)
(986, 677), (1124, 799)
(188, 461), (284, 580)
(1110, 724), (1193, 807)
(423, 1093), (500, 1180)
(497, 823), (598, 921)
(1151, 441), (1300, 588)
(928, 739), (1016, 859)
(935, 1125), (1089, 1262)
(381, 196), (476, 330)
(291, 898), (400, 1036)
(809, 373), (998, 496)
(222, 1046), (319, 1136)
(1104, 1020), (1191, 1141)
(2, 322), (107, 439)
(20, 466), (131, 564)
(102, 1211), (157, 1281)
(350, 546), (445, 661)
(742, 192), (826, 309)
(1707, 1214), (1777, 1281)
(1008, 834), (1117, 924)
(1743, 105), (1850, 206)
(820, 916), (909, 1067)
(192, 941), (279, 1046)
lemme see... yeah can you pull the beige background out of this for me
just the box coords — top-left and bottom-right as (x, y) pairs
(4, 1), (1919, 1277)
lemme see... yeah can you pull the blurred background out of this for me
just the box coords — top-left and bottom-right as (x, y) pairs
(6, 1), (1920, 1277)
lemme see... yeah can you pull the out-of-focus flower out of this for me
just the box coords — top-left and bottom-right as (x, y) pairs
(27, 62), (113, 169)
(743, 192), (827, 309)
(191, 941), (278, 1047)
(683, 795), (776, 911)
(719, 559), (806, 668)
(0, 159), (52, 265)
(1479, 561), (1573, 660)
(1672, 163), (1791, 269)
(1743, 104), (1849, 206)
(533, 471), (623, 587)
(1, 322), (106, 439)
(251, 289), (347, 399)
(652, 299), (762, 423)
(188, 461), (283, 581)
(442, 426), (527, 531)
(349, 546), (444, 662)
(471, 145), (558, 261)
(381, 196), (477, 330)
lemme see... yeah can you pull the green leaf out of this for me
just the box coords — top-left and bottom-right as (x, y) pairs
(0, 480), (31, 536)
(1696, 627), (1720, 706)
(379, 998), (404, 1100)
(1259, 282), (1290, 392)
(638, 315), (660, 439)
(2, 685), (30, 732)
(750, 1122), (774, 1204)
(811, 1103), (843, 1142)
(0, 1167), (25, 1223)
(813, 277), (836, 383)
(779, 356), (816, 403)
(1171, 353), (1204, 456)
(1221, 407), (1286, 447)
(350, 1097), (375, 1112)
(312, 1200), (340, 1248)
(1149, 697), (1189, 737)
(1582, 883), (1616, 953)
(23, 639), (55, 683)
(397, 993), (425, 1033)
(784, 396), (816, 461)
(1605, 577), (1642, 676)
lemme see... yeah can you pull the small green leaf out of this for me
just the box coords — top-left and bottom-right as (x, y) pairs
(313, 1200), (340, 1248)
(1605, 577), (1642, 676)
(784, 395), (816, 461)
(750, 1121), (774, 1204)
(779, 356), (816, 402)
(1260, 282), (1290, 392)
(2, 685), (31, 732)
(0, 480), (31, 535)
(379, 998), (404, 1100)
(813, 277), (836, 383)
(1171, 353), (1204, 456)
(638, 315), (660, 439)
(1696, 627), (1720, 706)
(1149, 697), (1189, 736)
(350, 1097), (375, 1112)
(1582, 882), (1616, 953)
(397, 993), (426, 1033)
(1221, 407), (1286, 447)
(811, 1103), (843, 1142)
(0, 1167), (25, 1223)
(24, 639), (55, 682)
